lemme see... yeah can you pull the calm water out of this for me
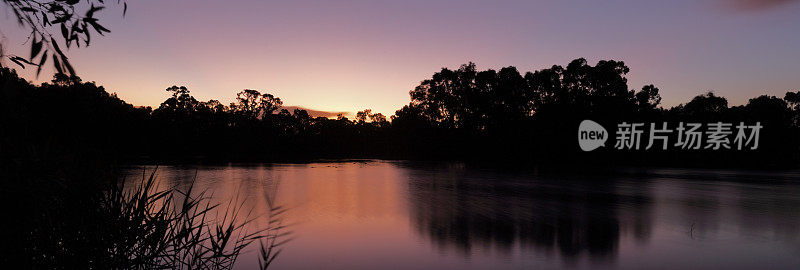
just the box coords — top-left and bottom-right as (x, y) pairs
(122, 161), (800, 269)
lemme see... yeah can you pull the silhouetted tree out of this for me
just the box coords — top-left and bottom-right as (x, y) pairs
(785, 91), (800, 110)
(742, 95), (792, 126)
(50, 72), (82, 86)
(293, 109), (310, 121)
(370, 113), (387, 124)
(3, 58), (799, 166)
(155, 86), (199, 115)
(200, 99), (227, 114)
(683, 92), (728, 114)
(635, 84), (662, 112)
(785, 91), (800, 124)
(356, 109), (372, 124)
(232, 89), (282, 120)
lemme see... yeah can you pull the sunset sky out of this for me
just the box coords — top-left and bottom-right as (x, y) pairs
(2, 0), (800, 117)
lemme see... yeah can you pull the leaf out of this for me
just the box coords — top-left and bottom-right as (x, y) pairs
(9, 57), (25, 69)
(61, 23), (69, 39)
(30, 37), (43, 60)
(47, 4), (62, 13)
(72, 20), (81, 34)
(41, 12), (49, 26)
(86, 5), (105, 18)
(38, 51), (49, 67)
(11, 56), (35, 65)
(20, 7), (37, 13)
(36, 51), (48, 78)
(85, 28), (91, 46)
(51, 14), (71, 24)
(89, 21), (111, 35)
(62, 55), (75, 76)
(51, 37), (65, 58)
(53, 54), (63, 74)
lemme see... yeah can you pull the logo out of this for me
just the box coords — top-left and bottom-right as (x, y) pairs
(578, 120), (607, 152)
(577, 120), (762, 152)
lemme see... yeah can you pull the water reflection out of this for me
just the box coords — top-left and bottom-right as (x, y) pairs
(406, 166), (652, 264)
(123, 162), (800, 269)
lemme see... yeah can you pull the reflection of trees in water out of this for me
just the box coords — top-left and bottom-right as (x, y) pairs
(635, 170), (800, 245)
(407, 169), (653, 262)
(735, 183), (800, 244)
(661, 171), (800, 243)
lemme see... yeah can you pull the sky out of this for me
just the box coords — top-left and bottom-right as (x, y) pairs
(2, 0), (800, 117)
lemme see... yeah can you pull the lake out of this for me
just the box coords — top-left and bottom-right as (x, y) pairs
(122, 161), (800, 269)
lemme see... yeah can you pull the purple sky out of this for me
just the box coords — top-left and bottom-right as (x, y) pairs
(2, 0), (799, 116)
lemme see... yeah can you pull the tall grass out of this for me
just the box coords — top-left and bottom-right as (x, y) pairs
(103, 168), (290, 269)
(3, 164), (289, 269)
(256, 174), (292, 270)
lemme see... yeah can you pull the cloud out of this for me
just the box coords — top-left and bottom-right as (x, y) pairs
(723, 0), (800, 11)
(281, 106), (351, 119)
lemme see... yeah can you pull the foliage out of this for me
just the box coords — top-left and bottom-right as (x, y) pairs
(0, 159), (288, 269)
(2, 55), (800, 166)
(403, 59), (650, 131)
(0, 0), (126, 77)
(231, 89), (283, 120)
(102, 169), (288, 269)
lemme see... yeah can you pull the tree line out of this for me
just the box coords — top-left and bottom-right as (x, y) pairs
(2, 58), (799, 167)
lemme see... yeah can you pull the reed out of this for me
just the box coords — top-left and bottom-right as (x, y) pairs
(101, 168), (289, 269)
(5, 165), (289, 269)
